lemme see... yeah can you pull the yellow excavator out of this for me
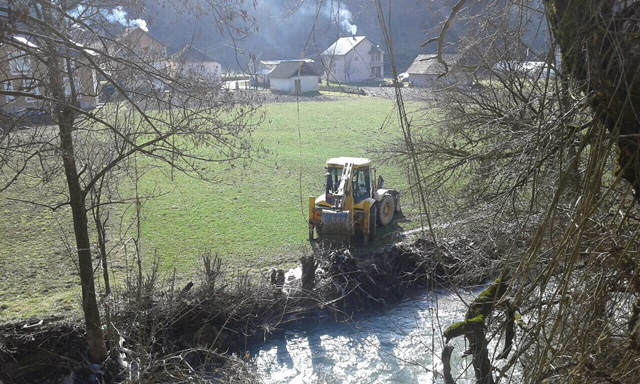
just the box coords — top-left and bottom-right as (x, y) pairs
(308, 157), (401, 245)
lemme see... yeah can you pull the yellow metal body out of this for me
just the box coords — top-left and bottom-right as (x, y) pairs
(309, 157), (377, 243)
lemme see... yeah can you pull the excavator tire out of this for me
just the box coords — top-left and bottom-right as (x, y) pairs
(377, 195), (395, 226)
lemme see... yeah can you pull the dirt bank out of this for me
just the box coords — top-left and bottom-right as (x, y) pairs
(0, 237), (498, 383)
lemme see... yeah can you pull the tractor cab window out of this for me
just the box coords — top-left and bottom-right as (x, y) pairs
(354, 168), (371, 203)
(325, 167), (342, 201)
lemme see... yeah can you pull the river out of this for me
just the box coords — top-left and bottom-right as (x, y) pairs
(251, 289), (481, 383)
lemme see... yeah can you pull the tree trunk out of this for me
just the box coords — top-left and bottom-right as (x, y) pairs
(546, 0), (640, 198)
(93, 200), (111, 296)
(44, 1), (107, 359)
(59, 118), (107, 363)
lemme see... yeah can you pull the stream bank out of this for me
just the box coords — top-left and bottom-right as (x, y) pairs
(0, 237), (499, 383)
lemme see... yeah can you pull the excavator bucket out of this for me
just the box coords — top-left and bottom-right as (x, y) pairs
(321, 209), (351, 240)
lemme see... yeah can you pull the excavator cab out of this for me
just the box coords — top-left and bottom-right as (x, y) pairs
(354, 167), (372, 203)
(309, 157), (400, 245)
(325, 164), (370, 203)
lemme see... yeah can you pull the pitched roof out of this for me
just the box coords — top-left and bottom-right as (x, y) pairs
(406, 54), (461, 75)
(368, 45), (384, 55)
(172, 45), (217, 63)
(118, 27), (166, 49)
(7, 34), (96, 57)
(269, 61), (321, 79)
(322, 36), (367, 56)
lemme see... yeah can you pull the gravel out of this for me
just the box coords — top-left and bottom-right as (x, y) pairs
(236, 86), (433, 104)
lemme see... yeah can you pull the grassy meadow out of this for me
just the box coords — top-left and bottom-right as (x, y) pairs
(0, 94), (422, 320)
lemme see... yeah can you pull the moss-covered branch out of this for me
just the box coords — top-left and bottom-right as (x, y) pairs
(442, 274), (509, 384)
(444, 276), (509, 342)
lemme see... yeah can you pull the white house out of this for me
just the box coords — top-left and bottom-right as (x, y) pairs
(321, 36), (384, 83)
(170, 44), (222, 82)
(248, 58), (318, 88)
(268, 61), (321, 94)
(0, 35), (99, 114)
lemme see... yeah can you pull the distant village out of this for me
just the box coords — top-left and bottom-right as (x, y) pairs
(1, 24), (558, 116)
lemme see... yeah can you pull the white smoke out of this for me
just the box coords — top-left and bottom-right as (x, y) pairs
(322, 1), (357, 36)
(338, 5), (357, 35)
(129, 19), (148, 32)
(105, 6), (149, 32)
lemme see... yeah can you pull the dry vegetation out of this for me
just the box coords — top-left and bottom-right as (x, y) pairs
(1, 235), (497, 383)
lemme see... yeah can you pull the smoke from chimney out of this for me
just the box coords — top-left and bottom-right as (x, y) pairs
(320, 1), (357, 36)
(105, 6), (149, 32)
(338, 5), (357, 35)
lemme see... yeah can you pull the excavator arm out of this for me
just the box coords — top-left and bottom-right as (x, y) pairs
(309, 158), (388, 245)
(318, 162), (354, 240)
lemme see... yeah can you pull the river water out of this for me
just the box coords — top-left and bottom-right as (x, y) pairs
(251, 290), (481, 383)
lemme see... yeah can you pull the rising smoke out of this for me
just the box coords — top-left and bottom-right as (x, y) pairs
(70, 5), (149, 32)
(336, 3), (357, 35)
(321, 1), (358, 35)
(104, 6), (148, 32)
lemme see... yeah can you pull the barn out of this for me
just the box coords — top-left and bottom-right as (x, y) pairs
(405, 54), (461, 87)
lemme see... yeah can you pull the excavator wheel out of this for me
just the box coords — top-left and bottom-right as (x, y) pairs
(377, 195), (395, 226)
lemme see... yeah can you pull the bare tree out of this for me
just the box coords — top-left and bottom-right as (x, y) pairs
(378, 0), (640, 382)
(0, 0), (261, 363)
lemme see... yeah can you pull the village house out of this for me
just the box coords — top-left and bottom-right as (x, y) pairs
(0, 35), (98, 116)
(268, 60), (321, 94)
(247, 59), (276, 88)
(321, 36), (384, 84)
(405, 53), (463, 88)
(103, 27), (169, 92)
(170, 44), (222, 82)
(248, 57), (321, 89)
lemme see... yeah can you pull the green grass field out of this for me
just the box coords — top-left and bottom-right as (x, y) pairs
(0, 95), (421, 320)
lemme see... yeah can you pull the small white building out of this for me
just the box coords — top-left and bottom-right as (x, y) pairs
(405, 54), (461, 88)
(170, 44), (222, 82)
(321, 36), (384, 83)
(268, 61), (321, 94)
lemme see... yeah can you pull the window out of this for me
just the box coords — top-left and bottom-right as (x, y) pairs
(354, 169), (371, 203)
(4, 81), (16, 102)
(64, 77), (79, 96)
(23, 79), (41, 102)
(9, 51), (31, 75)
